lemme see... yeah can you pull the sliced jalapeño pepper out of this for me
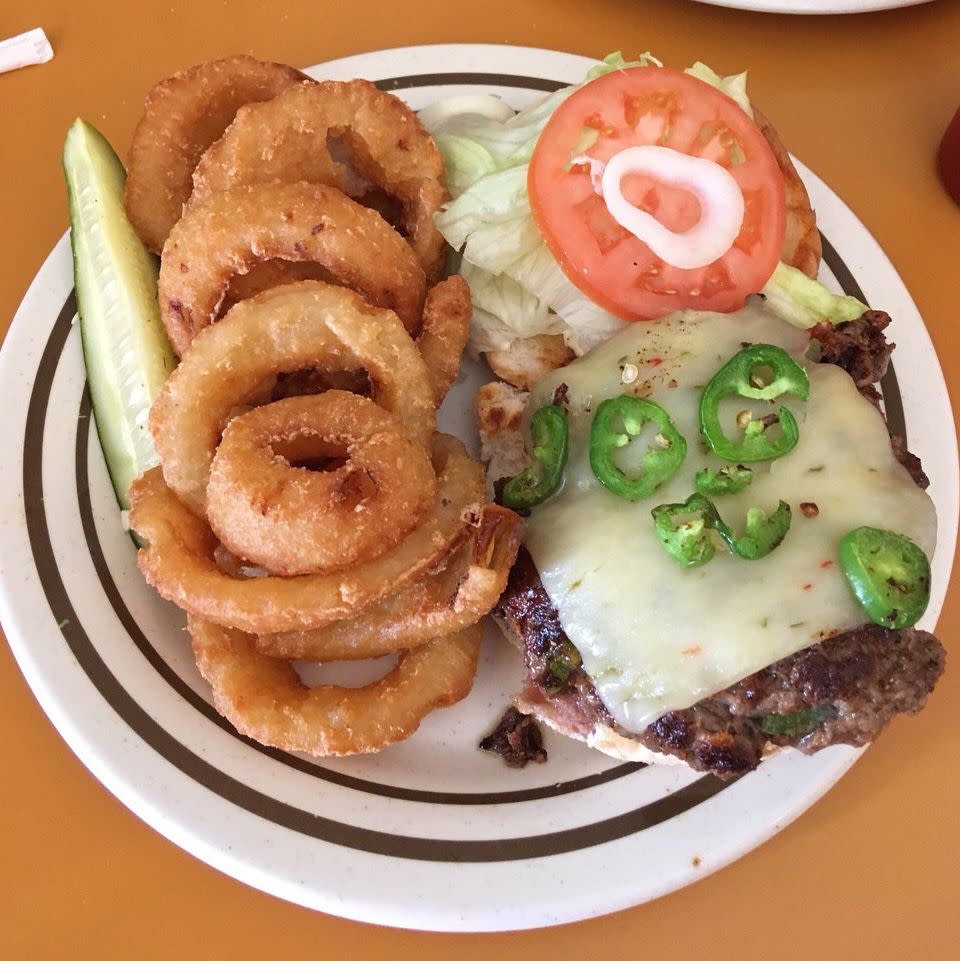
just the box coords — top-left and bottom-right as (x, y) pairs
(501, 404), (568, 510)
(653, 494), (792, 566)
(695, 464), (753, 496)
(543, 639), (583, 696)
(757, 705), (835, 737)
(590, 396), (686, 501)
(652, 493), (722, 568)
(699, 344), (809, 462)
(839, 527), (931, 628)
(717, 500), (792, 560)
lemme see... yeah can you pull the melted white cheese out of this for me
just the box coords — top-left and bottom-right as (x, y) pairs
(524, 304), (937, 733)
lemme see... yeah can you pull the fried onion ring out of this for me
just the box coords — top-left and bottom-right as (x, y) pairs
(207, 392), (437, 576)
(158, 182), (426, 354)
(191, 79), (448, 281)
(129, 434), (484, 633)
(189, 615), (481, 757)
(221, 258), (335, 313)
(255, 505), (520, 661)
(150, 281), (436, 518)
(418, 275), (472, 404)
(124, 55), (308, 253)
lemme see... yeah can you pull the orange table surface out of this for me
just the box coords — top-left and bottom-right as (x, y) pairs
(2, 1), (959, 957)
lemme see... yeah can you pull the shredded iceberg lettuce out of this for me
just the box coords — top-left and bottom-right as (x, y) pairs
(684, 62), (753, 118)
(423, 52), (846, 362)
(585, 50), (664, 80)
(432, 134), (497, 200)
(761, 262), (868, 329)
(460, 261), (565, 348)
(434, 168), (627, 353)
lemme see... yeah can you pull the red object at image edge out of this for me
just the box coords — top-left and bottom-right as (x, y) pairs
(939, 106), (960, 206)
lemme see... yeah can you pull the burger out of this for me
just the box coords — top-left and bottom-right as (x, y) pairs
(478, 306), (943, 776)
(425, 52), (946, 775)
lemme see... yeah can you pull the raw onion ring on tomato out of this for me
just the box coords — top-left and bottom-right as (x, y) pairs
(255, 504), (521, 660)
(417, 275), (472, 404)
(158, 181), (426, 354)
(129, 434), (484, 634)
(149, 280), (436, 519)
(189, 615), (481, 757)
(191, 79), (448, 281)
(124, 55), (309, 254)
(206, 392), (437, 577)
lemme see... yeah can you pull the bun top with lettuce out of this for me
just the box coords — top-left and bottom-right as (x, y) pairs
(422, 53), (863, 386)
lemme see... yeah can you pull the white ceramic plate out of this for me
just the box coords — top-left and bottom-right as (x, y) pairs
(693, 0), (933, 13)
(0, 44), (955, 932)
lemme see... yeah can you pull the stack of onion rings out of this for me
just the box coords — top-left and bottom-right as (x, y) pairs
(125, 58), (509, 758)
(190, 79), (448, 281)
(130, 433), (484, 634)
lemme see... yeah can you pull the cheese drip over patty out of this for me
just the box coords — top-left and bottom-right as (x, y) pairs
(523, 304), (937, 733)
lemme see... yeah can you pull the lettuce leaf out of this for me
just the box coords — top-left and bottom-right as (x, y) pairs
(432, 134), (497, 199)
(424, 52), (789, 359)
(684, 62), (752, 118)
(585, 50), (664, 79)
(461, 261), (565, 351)
(761, 262), (868, 329)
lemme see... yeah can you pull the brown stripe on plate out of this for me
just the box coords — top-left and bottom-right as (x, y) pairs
(374, 73), (565, 93)
(819, 232), (906, 442)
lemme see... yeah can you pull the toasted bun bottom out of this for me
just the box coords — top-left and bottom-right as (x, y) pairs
(515, 692), (687, 766)
(495, 617), (782, 769)
(492, 615), (683, 766)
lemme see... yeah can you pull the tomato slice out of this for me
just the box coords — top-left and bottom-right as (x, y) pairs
(528, 67), (786, 320)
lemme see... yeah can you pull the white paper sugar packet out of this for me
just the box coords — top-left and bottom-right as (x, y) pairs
(0, 28), (54, 76)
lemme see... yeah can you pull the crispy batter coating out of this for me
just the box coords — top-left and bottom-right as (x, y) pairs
(192, 79), (448, 280)
(417, 275), (472, 403)
(150, 280), (436, 518)
(255, 505), (520, 660)
(124, 55), (307, 253)
(158, 182), (426, 354)
(207, 392), (437, 576)
(190, 616), (481, 757)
